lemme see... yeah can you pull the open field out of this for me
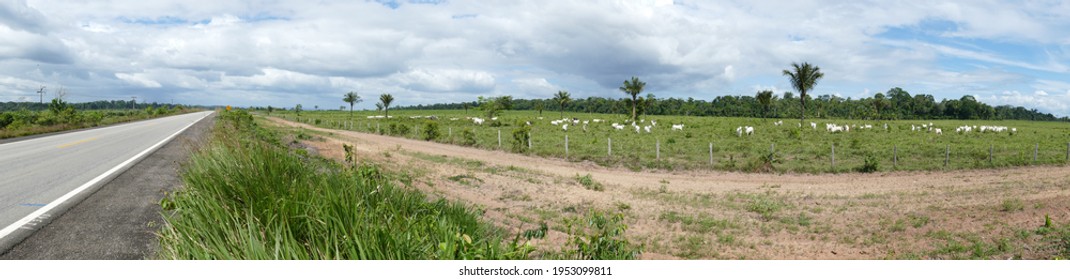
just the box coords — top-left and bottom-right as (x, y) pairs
(269, 109), (1070, 173)
(265, 114), (1070, 259)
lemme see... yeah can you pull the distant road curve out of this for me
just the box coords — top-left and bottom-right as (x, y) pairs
(0, 111), (214, 252)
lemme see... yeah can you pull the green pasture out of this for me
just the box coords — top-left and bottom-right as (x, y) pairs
(268, 109), (1070, 173)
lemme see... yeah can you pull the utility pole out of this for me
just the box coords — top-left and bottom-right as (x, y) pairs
(131, 96), (137, 109)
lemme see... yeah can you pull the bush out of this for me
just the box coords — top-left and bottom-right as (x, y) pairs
(511, 125), (531, 152)
(575, 173), (604, 191)
(561, 211), (642, 260)
(0, 112), (13, 129)
(422, 121), (440, 141)
(461, 128), (477, 146)
(858, 153), (880, 173)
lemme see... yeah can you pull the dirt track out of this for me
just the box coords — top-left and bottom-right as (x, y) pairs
(266, 116), (1070, 259)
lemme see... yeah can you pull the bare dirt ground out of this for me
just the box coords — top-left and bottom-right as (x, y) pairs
(265, 116), (1070, 259)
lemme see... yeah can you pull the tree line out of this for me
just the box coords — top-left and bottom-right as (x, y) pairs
(398, 87), (1063, 122)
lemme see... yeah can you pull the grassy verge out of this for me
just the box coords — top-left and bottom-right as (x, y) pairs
(1, 107), (199, 139)
(156, 110), (532, 259)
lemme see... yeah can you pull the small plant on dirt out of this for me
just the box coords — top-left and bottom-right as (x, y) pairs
(422, 121), (440, 141)
(295, 130), (313, 141)
(342, 143), (355, 163)
(522, 222), (548, 240)
(575, 173), (604, 191)
(511, 125), (531, 153)
(857, 153), (880, 173)
(461, 128), (477, 146)
(560, 210), (642, 260)
(1001, 198), (1025, 212)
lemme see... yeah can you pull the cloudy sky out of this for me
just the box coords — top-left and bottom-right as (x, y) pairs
(2, 0), (1070, 115)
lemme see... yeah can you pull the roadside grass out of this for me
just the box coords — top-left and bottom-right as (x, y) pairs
(156, 110), (532, 259)
(159, 110), (643, 260)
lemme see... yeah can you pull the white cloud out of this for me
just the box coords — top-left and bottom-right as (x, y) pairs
(0, 0), (1067, 116)
(393, 68), (495, 93)
(115, 72), (161, 88)
(981, 90), (1069, 115)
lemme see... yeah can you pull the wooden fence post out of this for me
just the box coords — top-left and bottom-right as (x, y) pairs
(1034, 143), (1039, 163)
(893, 144), (898, 168)
(989, 144), (993, 165)
(831, 143), (835, 169)
(527, 133), (532, 149)
(945, 144), (949, 167)
(656, 139), (660, 160)
(565, 134), (569, 159)
(709, 142), (713, 165)
(608, 138), (612, 156)
(497, 129), (501, 149)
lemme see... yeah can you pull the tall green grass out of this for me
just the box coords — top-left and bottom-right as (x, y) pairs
(156, 110), (531, 259)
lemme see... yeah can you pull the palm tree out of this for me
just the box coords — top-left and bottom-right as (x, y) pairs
(756, 90), (774, 118)
(553, 90), (571, 118)
(343, 91), (361, 118)
(782, 62), (824, 122)
(619, 76), (646, 122)
(380, 93), (394, 118)
(534, 101), (544, 117)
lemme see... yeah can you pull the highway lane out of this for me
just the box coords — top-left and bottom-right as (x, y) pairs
(0, 111), (213, 248)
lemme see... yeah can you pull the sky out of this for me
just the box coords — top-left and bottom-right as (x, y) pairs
(1, 0), (1070, 116)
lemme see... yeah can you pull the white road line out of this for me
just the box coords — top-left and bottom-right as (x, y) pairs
(0, 112), (212, 240)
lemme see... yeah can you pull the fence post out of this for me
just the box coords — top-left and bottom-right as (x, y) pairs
(656, 139), (660, 160)
(1034, 143), (1038, 163)
(945, 144), (949, 167)
(989, 144), (993, 165)
(1066, 142), (1069, 162)
(565, 134), (569, 159)
(706, 142), (714, 164)
(608, 138), (612, 156)
(376, 123), (380, 133)
(770, 143), (775, 162)
(449, 127), (452, 138)
(831, 143), (835, 169)
(497, 129), (501, 149)
(893, 144), (898, 169)
(528, 133), (532, 149)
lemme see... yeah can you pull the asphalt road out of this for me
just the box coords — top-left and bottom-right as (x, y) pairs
(0, 111), (213, 255)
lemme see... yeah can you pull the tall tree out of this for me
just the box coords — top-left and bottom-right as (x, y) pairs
(295, 104), (302, 116)
(379, 93), (394, 118)
(782, 62), (824, 122)
(619, 76), (646, 121)
(343, 91), (361, 118)
(756, 90), (774, 119)
(534, 101), (544, 116)
(553, 90), (571, 118)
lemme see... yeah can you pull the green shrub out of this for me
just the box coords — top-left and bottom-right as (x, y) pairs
(511, 125), (531, 152)
(858, 153), (880, 173)
(422, 121), (440, 141)
(560, 211), (642, 260)
(461, 128), (477, 146)
(575, 173), (604, 191)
